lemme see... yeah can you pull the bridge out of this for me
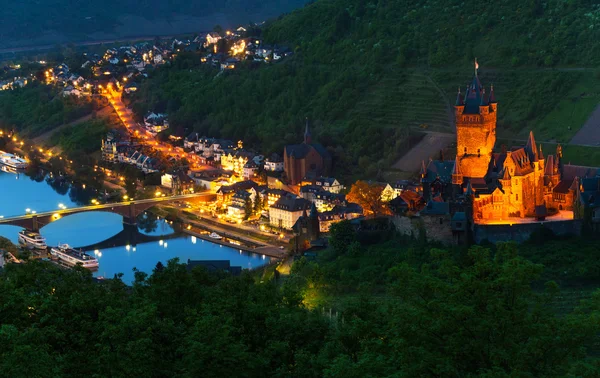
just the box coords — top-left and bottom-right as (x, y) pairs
(0, 193), (215, 232)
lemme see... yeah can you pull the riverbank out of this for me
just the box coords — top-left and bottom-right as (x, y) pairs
(183, 228), (285, 259)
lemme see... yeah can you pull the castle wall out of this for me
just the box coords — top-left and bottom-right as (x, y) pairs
(473, 220), (582, 244)
(392, 214), (454, 244)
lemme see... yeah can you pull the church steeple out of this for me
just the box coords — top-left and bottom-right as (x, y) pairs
(304, 117), (312, 144)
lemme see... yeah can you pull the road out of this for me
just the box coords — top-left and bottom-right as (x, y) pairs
(106, 87), (207, 170)
(0, 193), (213, 223)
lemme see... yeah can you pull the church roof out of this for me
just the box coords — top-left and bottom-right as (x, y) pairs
(284, 142), (330, 160)
(553, 179), (574, 194)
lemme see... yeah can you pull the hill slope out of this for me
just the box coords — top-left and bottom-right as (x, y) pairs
(132, 0), (600, 178)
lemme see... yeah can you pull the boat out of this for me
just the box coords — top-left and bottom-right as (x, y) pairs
(0, 151), (27, 169)
(209, 232), (222, 240)
(50, 244), (99, 270)
(18, 230), (47, 250)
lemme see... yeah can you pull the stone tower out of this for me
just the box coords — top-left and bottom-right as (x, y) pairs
(454, 60), (497, 178)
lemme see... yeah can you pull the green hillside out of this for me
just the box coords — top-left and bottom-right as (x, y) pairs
(132, 0), (600, 177)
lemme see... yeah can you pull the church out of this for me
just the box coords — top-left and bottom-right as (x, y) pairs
(421, 64), (597, 223)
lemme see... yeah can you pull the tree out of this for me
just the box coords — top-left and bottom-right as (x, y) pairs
(244, 196), (253, 220)
(329, 220), (356, 255)
(253, 194), (263, 214)
(346, 180), (390, 217)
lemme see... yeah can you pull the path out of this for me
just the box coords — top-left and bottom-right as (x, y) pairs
(32, 105), (111, 145)
(392, 132), (454, 172)
(570, 103), (600, 146)
(425, 74), (455, 131)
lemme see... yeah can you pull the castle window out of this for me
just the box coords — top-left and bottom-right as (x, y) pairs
(516, 194), (519, 201)
(439, 218), (443, 224)
(477, 149), (480, 157)
(464, 147), (467, 155)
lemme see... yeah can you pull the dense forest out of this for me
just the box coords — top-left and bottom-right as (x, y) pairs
(1, 227), (600, 377)
(130, 0), (600, 179)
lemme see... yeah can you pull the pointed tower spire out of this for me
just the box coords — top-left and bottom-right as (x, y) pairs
(480, 88), (486, 105)
(525, 131), (538, 161)
(455, 87), (463, 106)
(452, 155), (463, 186)
(502, 167), (511, 181)
(474, 57), (479, 77)
(465, 180), (474, 197)
(420, 160), (427, 177)
(538, 144), (544, 160)
(304, 117), (312, 144)
(488, 84), (497, 103)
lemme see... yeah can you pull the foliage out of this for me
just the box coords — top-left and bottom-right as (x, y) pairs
(346, 180), (390, 217)
(1, 234), (600, 376)
(0, 83), (92, 137)
(49, 118), (111, 154)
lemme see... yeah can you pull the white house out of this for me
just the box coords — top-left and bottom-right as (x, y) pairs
(264, 154), (284, 172)
(315, 177), (344, 194)
(206, 32), (222, 46)
(269, 196), (311, 230)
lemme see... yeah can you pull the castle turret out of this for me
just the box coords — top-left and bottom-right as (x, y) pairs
(525, 131), (539, 162)
(488, 84), (497, 112)
(455, 87), (465, 115)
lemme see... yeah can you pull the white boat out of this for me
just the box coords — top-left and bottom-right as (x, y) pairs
(18, 230), (47, 250)
(209, 232), (222, 240)
(50, 244), (99, 270)
(0, 151), (27, 169)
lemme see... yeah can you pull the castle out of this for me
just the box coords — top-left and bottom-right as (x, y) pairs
(421, 64), (598, 224)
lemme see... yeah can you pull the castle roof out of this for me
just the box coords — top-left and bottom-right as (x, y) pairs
(545, 155), (557, 176)
(562, 165), (599, 181)
(553, 179), (575, 194)
(455, 88), (463, 106)
(424, 160), (454, 183)
(463, 75), (484, 114)
(525, 131), (539, 161)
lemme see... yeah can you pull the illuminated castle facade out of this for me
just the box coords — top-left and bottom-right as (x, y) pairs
(421, 65), (592, 223)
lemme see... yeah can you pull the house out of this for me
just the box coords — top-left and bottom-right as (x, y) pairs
(283, 121), (332, 185)
(161, 171), (195, 194)
(206, 32), (222, 46)
(264, 153), (284, 172)
(187, 259), (242, 276)
(314, 191), (344, 212)
(269, 196), (311, 229)
(393, 180), (422, 197)
(227, 190), (255, 220)
(293, 203), (321, 248)
(300, 185), (322, 202)
(144, 112), (169, 134)
(221, 57), (240, 70)
(220, 149), (254, 177)
(315, 177), (344, 194)
(217, 180), (259, 205)
(388, 190), (425, 215)
(243, 160), (259, 180)
(184, 132), (200, 150)
(189, 170), (222, 191)
(62, 86), (81, 97)
(261, 188), (290, 208)
(124, 81), (138, 93)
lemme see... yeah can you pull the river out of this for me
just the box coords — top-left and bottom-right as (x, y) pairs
(0, 170), (271, 283)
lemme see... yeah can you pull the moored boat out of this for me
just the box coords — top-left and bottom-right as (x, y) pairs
(18, 230), (47, 250)
(209, 232), (222, 240)
(0, 151), (28, 169)
(50, 244), (99, 270)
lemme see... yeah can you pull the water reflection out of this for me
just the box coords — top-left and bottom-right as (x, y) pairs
(0, 169), (272, 285)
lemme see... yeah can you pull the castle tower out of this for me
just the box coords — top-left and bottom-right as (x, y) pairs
(455, 60), (497, 178)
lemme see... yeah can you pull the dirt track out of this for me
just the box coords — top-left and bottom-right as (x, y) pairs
(393, 132), (454, 172)
(570, 104), (600, 147)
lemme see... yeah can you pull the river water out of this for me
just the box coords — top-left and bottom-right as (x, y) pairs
(0, 170), (271, 283)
